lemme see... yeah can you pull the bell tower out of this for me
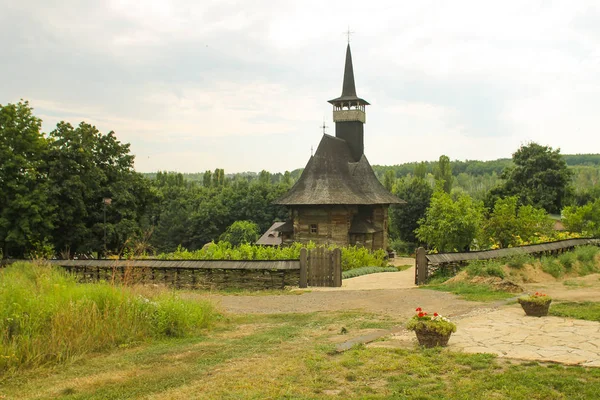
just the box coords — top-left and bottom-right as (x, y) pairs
(327, 43), (370, 162)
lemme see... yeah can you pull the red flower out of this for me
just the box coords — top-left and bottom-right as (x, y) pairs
(434, 312), (439, 317)
(416, 307), (422, 312)
(418, 312), (425, 318)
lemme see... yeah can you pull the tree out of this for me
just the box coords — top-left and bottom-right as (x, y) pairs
(389, 176), (433, 244)
(481, 196), (553, 248)
(434, 155), (453, 193)
(415, 190), (484, 252)
(489, 143), (573, 214)
(0, 101), (54, 257)
(219, 220), (260, 246)
(46, 121), (150, 256)
(563, 199), (600, 238)
(383, 169), (396, 192)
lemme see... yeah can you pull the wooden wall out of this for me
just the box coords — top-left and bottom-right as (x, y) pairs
(287, 204), (391, 251)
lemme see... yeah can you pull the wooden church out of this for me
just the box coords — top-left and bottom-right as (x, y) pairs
(268, 43), (404, 251)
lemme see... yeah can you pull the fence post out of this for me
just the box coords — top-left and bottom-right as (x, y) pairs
(299, 248), (308, 288)
(415, 247), (428, 285)
(332, 248), (342, 287)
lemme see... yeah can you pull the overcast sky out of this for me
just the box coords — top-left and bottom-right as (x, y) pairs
(2, 0), (599, 173)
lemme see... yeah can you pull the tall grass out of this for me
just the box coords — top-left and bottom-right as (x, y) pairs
(0, 262), (218, 372)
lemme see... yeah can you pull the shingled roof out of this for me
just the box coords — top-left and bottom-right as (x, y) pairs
(275, 134), (404, 205)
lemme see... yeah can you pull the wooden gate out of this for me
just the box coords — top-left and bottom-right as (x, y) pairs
(299, 247), (342, 288)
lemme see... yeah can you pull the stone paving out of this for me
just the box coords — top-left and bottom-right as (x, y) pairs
(380, 304), (600, 367)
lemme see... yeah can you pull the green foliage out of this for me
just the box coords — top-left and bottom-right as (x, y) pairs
(389, 176), (433, 244)
(540, 256), (565, 278)
(342, 266), (398, 279)
(416, 190), (484, 252)
(0, 101), (54, 258)
(157, 242), (388, 271)
(0, 262), (218, 372)
(550, 301), (600, 322)
(481, 196), (553, 248)
(219, 220), (260, 246)
(434, 155), (453, 193)
(388, 238), (414, 256)
(505, 254), (535, 269)
(465, 260), (506, 278)
(563, 198), (600, 237)
(488, 142), (573, 214)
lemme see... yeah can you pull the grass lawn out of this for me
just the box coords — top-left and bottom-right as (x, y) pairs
(2, 311), (600, 400)
(550, 301), (600, 322)
(424, 282), (517, 302)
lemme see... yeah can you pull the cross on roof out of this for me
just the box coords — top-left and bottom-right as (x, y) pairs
(320, 121), (329, 134)
(344, 26), (355, 44)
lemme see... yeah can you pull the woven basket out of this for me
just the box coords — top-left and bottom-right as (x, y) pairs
(518, 299), (551, 317)
(414, 328), (452, 348)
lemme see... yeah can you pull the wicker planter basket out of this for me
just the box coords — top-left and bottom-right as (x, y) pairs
(518, 299), (551, 317)
(414, 328), (452, 348)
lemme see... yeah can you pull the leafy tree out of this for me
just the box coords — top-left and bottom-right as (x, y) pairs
(219, 220), (260, 246)
(489, 143), (573, 214)
(47, 122), (150, 257)
(434, 155), (452, 193)
(0, 101), (54, 257)
(563, 199), (600, 238)
(389, 176), (433, 244)
(415, 190), (484, 252)
(202, 170), (212, 187)
(383, 169), (396, 192)
(481, 196), (553, 248)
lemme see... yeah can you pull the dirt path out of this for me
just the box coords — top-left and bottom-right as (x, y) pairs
(201, 266), (482, 318)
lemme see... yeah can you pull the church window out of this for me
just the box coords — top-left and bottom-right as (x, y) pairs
(310, 224), (318, 234)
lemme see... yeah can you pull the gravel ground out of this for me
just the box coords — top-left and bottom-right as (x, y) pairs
(205, 287), (484, 318)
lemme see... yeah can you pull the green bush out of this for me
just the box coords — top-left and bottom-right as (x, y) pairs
(465, 260), (505, 279)
(0, 263), (218, 372)
(558, 252), (576, 270)
(505, 254), (534, 269)
(541, 256), (564, 278)
(157, 242), (388, 271)
(342, 266), (398, 279)
(574, 245), (599, 263)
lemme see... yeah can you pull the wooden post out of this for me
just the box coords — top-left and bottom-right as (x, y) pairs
(332, 248), (342, 287)
(299, 248), (308, 288)
(415, 247), (428, 285)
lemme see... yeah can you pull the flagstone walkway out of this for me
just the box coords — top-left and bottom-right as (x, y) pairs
(378, 304), (600, 367)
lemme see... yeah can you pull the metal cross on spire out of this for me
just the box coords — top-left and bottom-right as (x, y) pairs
(320, 120), (329, 134)
(344, 26), (355, 43)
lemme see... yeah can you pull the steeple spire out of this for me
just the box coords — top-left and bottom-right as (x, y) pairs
(327, 43), (370, 162)
(328, 43), (369, 105)
(341, 44), (357, 98)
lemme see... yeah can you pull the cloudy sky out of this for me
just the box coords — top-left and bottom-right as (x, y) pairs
(2, 0), (599, 173)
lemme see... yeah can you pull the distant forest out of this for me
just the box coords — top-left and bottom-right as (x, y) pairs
(142, 153), (600, 201)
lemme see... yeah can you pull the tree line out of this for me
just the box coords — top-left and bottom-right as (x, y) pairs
(1, 100), (599, 258)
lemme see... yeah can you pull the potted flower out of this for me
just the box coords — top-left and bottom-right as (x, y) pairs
(518, 292), (552, 317)
(406, 307), (457, 348)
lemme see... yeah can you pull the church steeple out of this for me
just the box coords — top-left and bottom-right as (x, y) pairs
(328, 44), (369, 162)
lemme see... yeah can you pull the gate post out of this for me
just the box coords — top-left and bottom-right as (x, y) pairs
(415, 247), (428, 285)
(299, 248), (308, 288)
(332, 248), (342, 287)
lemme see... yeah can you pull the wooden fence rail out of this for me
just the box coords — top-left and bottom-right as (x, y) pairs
(415, 238), (600, 285)
(1, 250), (343, 289)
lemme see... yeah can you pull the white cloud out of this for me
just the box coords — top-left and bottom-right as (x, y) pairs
(2, 0), (600, 172)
